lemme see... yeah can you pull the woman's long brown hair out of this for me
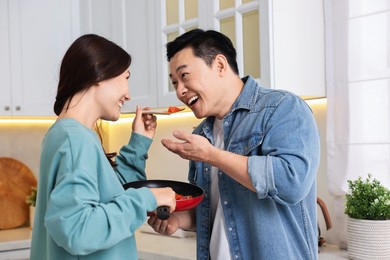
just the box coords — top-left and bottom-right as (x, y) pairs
(55, 34), (131, 167)
(94, 121), (118, 168)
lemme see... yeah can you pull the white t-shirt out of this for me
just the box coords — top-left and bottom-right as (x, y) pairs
(209, 119), (231, 260)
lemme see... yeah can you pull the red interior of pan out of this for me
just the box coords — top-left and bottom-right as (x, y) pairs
(123, 180), (204, 212)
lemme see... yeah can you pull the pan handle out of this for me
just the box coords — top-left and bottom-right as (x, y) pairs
(157, 206), (170, 220)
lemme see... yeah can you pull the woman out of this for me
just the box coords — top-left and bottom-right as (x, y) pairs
(30, 34), (176, 260)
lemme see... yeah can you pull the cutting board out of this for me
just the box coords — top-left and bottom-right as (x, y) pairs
(0, 157), (37, 229)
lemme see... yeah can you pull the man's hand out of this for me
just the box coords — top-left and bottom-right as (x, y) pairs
(161, 130), (214, 162)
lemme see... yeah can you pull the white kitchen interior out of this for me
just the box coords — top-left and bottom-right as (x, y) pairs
(1, 0), (389, 259)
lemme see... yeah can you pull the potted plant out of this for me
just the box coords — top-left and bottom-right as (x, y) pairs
(345, 173), (390, 260)
(26, 186), (37, 228)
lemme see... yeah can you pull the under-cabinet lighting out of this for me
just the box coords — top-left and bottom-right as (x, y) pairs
(305, 97), (327, 106)
(0, 117), (56, 124)
(0, 111), (196, 126)
(0, 99), (326, 125)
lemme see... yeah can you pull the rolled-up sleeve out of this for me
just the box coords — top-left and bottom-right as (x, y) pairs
(247, 95), (320, 205)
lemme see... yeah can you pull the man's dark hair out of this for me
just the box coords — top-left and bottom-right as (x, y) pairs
(166, 29), (239, 75)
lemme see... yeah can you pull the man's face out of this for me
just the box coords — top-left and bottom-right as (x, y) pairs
(169, 47), (222, 119)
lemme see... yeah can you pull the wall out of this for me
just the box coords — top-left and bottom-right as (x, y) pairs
(0, 100), (338, 244)
(0, 119), (52, 177)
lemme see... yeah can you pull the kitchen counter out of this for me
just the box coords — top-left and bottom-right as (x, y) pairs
(0, 228), (31, 260)
(318, 244), (349, 259)
(0, 227), (196, 260)
(0, 227), (348, 260)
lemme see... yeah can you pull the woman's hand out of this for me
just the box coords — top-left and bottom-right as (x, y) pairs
(149, 187), (176, 213)
(132, 106), (157, 139)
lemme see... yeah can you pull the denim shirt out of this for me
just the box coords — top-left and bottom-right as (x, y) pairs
(190, 76), (320, 260)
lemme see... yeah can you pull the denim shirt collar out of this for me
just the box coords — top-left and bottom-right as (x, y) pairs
(200, 75), (259, 138)
(228, 75), (259, 115)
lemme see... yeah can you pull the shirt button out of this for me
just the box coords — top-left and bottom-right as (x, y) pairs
(224, 201), (228, 205)
(234, 255), (238, 259)
(224, 121), (229, 126)
(228, 227), (232, 232)
(205, 167), (209, 172)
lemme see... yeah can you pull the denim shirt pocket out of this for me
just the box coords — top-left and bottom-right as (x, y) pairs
(228, 132), (264, 156)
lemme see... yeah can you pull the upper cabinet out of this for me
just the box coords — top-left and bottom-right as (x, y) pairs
(153, 0), (326, 101)
(0, 0), (12, 115)
(79, 0), (161, 112)
(0, 0), (80, 116)
(266, 0), (326, 98)
(0, 0), (325, 117)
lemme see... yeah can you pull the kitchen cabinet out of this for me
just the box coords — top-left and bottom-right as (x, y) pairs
(152, 0), (325, 102)
(79, 0), (172, 111)
(0, 0), (12, 115)
(1, 0), (325, 117)
(0, 0), (80, 116)
(83, 0), (325, 110)
(264, 0), (326, 98)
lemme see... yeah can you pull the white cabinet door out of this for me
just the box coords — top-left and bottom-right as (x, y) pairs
(80, 0), (159, 111)
(0, 0), (12, 115)
(0, 0), (80, 116)
(268, 0), (326, 98)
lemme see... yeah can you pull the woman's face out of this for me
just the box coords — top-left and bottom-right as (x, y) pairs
(95, 68), (130, 121)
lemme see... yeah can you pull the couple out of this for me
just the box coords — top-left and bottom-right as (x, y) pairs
(31, 29), (320, 260)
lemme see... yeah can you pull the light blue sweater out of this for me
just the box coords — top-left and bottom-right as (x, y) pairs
(30, 118), (157, 260)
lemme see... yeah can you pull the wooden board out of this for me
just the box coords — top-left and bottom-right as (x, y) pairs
(0, 157), (37, 229)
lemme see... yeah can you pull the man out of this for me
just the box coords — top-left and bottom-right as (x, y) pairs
(148, 29), (320, 260)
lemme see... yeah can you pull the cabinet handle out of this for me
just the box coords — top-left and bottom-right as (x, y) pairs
(4, 106), (10, 111)
(15, 106), (21, 111)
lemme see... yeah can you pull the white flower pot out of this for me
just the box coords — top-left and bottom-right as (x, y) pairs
(347, 217), (390, 260)
(29, 206), (35, 229)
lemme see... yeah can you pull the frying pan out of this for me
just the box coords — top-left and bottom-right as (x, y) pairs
(123, 180), (204, 220)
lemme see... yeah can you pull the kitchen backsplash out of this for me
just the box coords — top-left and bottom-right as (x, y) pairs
(0, 119), (53, 177)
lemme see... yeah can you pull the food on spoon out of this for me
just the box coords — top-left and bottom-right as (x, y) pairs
(168, 106), (182, 113)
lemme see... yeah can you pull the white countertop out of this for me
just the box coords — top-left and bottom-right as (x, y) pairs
(318, 244), (349, 259)
(0, 227), (196, 260)
(0, 227), (348, 260)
